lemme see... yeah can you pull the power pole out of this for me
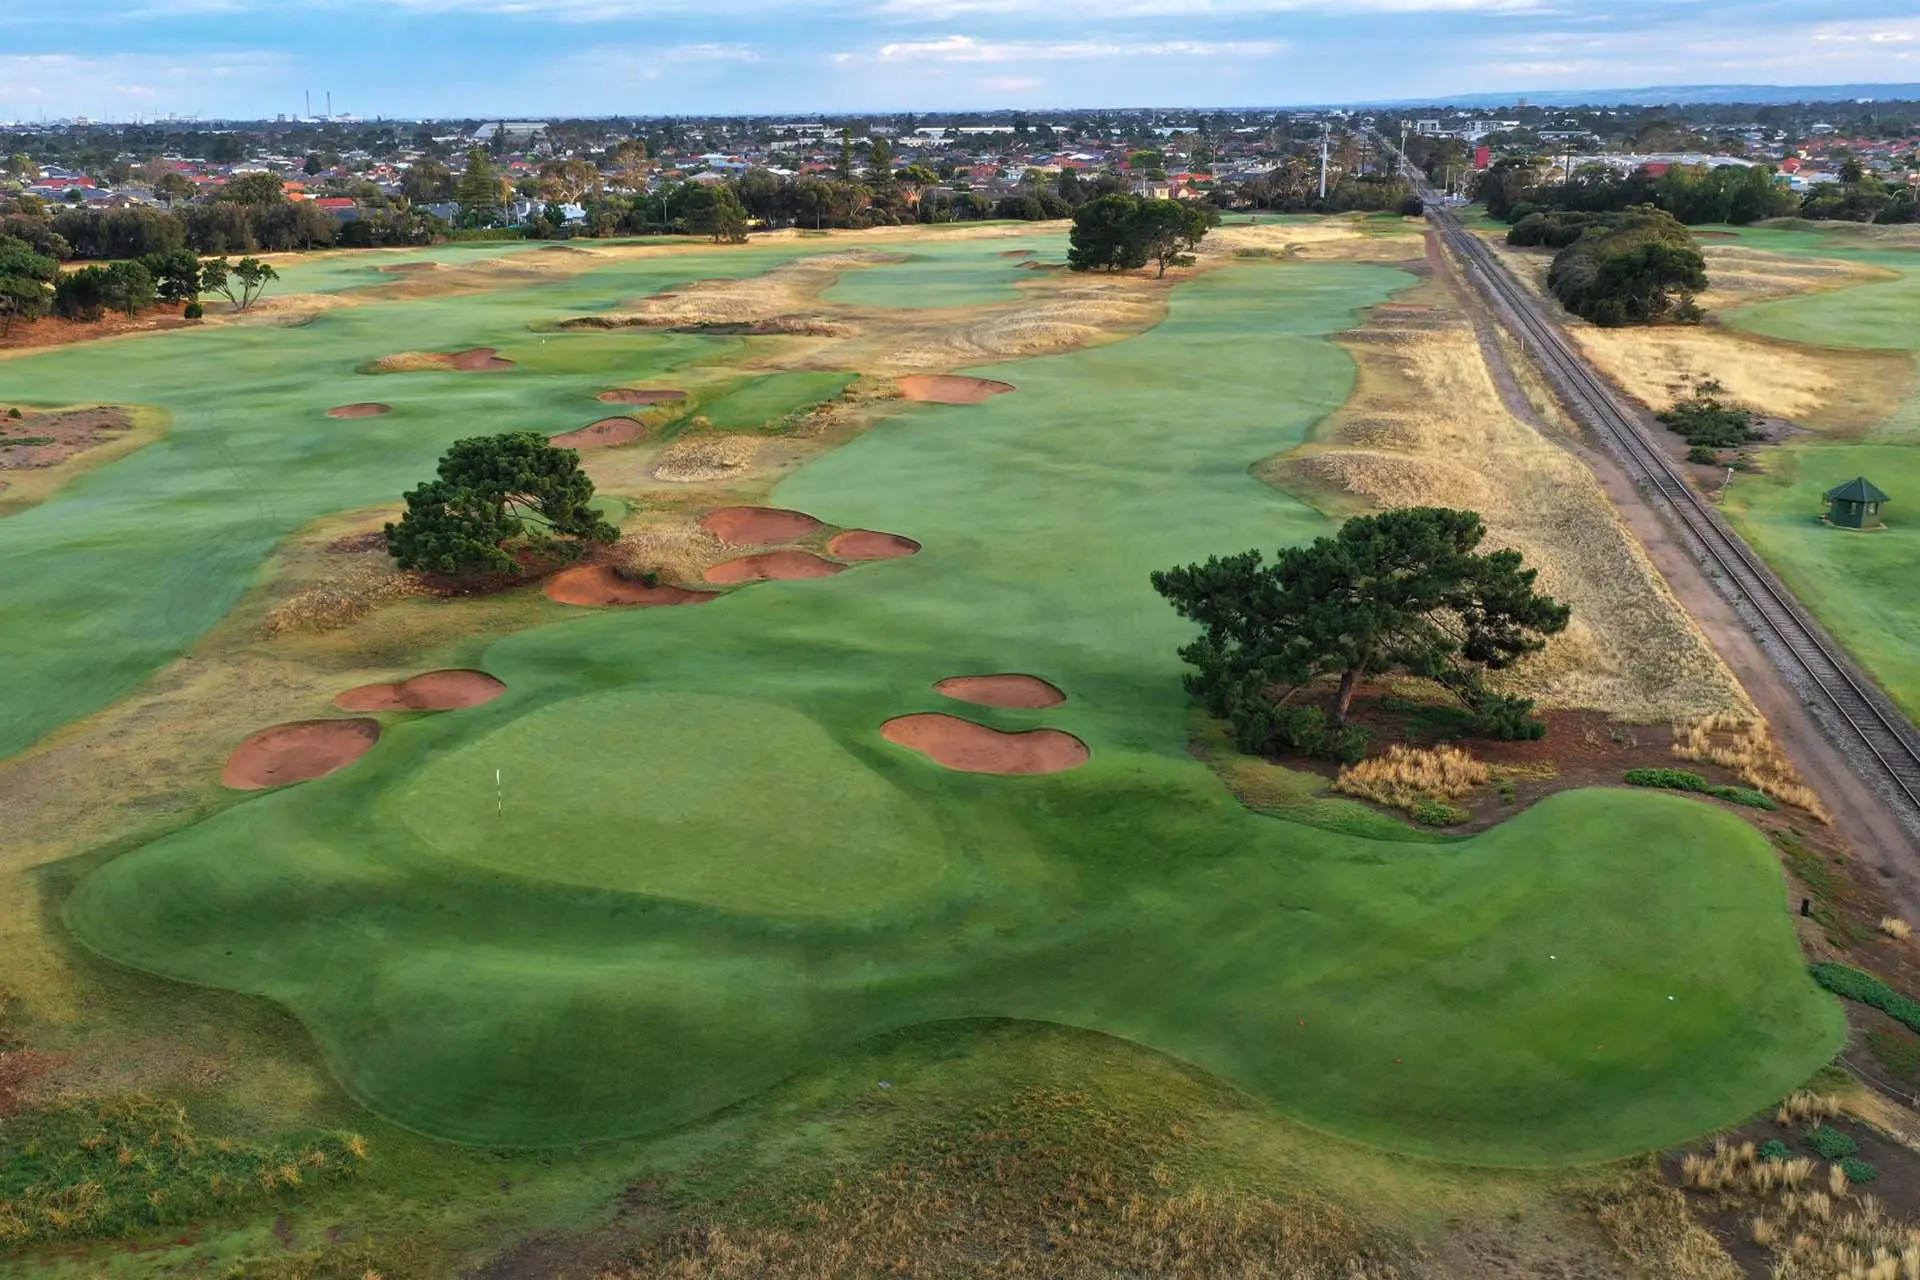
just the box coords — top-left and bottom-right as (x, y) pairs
(1318, 121), (1330, 200)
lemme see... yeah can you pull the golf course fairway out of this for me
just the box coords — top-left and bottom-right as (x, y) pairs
(47, 248), (1838, 1164)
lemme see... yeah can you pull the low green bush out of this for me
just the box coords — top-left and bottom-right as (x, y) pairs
(1806, 1126), (1858, 1160)
(1623, 769), (1777, 809)
(1867, 1025), (1920, 1080)
(1758, 1138), (1791, 1162)
(1686, 444), (1721, 465)
(1659, 394), (1759, 449)
(1840, 1156), (1879, 1184)
(2, 435), (55, 447)
(1809, 963), (1920, 1035)
(183, 301), (204, 320)
(1410, 799), (1470, 828)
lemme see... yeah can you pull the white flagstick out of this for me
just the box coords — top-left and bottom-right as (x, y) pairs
(496, 767), (503, 816)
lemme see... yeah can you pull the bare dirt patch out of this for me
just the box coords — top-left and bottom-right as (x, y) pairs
(364, 347), (514, 374)
(699, 505), (825, 545)
(935, 675), (1066, 709)
(325, 403), (391, 419)
(881, 714), (1088, 775)
(550, 418), (641, 449)
(220, 718), (380, 790)
(705, 550), (845, 584)
(895, 374), (1016, 405)
(0, 406), (135, 470)
(334, 669), (506, 712)
(597, 388), (687, 406)
(0, 305), (188, 354)
(826, 530), (920, 560)
(543, 564), (719, 608)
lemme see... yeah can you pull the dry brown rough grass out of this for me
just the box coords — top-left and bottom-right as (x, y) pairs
(1279, 288), (1752, 723)
(259, 556), (425, 637)
(1673, 713), (1831, 822)
(614, 525), (730, 585)
(652, 432), (760, 483)
(1334, 745), (1490, 810)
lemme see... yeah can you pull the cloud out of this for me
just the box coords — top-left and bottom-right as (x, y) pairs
(0, 51), (288, 115)
(866, 35), (1286, 63)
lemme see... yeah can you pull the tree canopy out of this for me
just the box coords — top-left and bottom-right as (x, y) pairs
(1067, 194), (1217, 275)
(198, 255), (278, 312)
(0, 234), (57, 335)
(385, 431), (619, 576)
(1150, 507), (1570, 757)
(1545, 206), (1706, 327)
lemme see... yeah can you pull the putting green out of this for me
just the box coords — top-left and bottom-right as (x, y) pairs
(699, 371), (857, 432)
(61, 248), (1839, 1162)
(396, 690), (962, 918)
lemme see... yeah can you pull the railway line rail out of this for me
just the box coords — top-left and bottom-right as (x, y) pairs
(1382, 143), (1920, 837)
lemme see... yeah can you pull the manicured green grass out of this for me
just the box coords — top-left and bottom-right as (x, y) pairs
(61, 253), (1838, 1164)
(697, 370), (857, 431)
(0, 241), (828, 760)
(1712, 226), (1920, 712)
(821, 233), (1062, 308)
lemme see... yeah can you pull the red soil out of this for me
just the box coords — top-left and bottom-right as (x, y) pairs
(449, 348), (514, 371)
(326, 403), (391, 419)
(881, 714), (1088, 775)
(544, 564), (719, 607)
(698, 505), (826, 545)
(550, 418), (641, 448)
(826, 530), (921, 561)
(334, 669), (507, 712)
(221, 719), (380, 790)
(934, 674), (1066, 710)
(705, 550), (846, 584)
(895, 374), (1016, 405)
(597, 388), (687, 406)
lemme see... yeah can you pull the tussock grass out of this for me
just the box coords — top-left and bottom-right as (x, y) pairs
(259, 557), (424, 637)
(1591, 1183), (1741, 1280)
(1284, 295), (1752, 724)
(652, 433), (759, 483)
(1883, 917), (1914, 941)
(614, 525), (729, 586)
(605, 1085), (1414, 1279)
(1334, 745), (1490, 813)
(0, 1094), (366, 1247)
(1673, 714), (1830, 822)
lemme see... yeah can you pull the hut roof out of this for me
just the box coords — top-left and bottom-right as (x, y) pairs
(1825, 476), (1890, 504)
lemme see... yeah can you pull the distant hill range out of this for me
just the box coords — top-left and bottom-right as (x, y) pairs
(1353, 84), (1920, 109)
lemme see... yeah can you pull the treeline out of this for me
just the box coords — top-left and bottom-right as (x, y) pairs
(1542, 207), (1707, 327)
(0, 230), (279, 333)
(0, 199), (441, 263)
(1479, 156), (1918, 227)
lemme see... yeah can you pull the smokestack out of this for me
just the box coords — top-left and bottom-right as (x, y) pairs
(305, 90), (311, 118)
(326, 91), (332, 118)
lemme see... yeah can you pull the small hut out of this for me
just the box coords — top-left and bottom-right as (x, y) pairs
(1823, 476), (1890, 529)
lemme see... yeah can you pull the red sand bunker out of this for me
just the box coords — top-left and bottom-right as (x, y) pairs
(448, 348), (514, 371)
(827, 530), (921, 561)
(705, 550), (845, 584)
(334, 669), (507, 712)
(699, 505), (826, 545)
(550, 418), (641, 448)
(597, 388), (687, 406)
(882, 714), (1088, 776)
(896, 374), (1015, 405)
(326, 402), (392, 419)
(934, 674), (1066, 710)
(544, 565), (719, 607)
(222, 719), (380, 790)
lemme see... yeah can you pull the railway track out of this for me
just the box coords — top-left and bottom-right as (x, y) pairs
(1389, 153), (1920, 817)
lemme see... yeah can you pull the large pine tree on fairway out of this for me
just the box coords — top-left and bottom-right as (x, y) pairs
(1151, 507), (1570, 748)
(386, 431), (618, 576)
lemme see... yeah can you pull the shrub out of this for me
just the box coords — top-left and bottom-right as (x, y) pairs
(183, 301), (204, 320)
(1659, 395), (1759, 449)
(1758, 1139), (1791, 1163)
(1839, 1156), (1878, 1184)
(1808, 963), (1920, 1033)
(1462, 689), (1548, 740)
(1410, 799), (1470, 827)
(1721, 788), (1778, 810)
(1625, 767), (1710, 793)
(1686, 444), (1721, 464)
(1223, 696), (1373, 765)
(6, 407), (19, 418)
(1806, 1126), (1858, 1160)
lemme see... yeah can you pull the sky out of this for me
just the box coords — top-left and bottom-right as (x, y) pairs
(2, 0), (1918, 121)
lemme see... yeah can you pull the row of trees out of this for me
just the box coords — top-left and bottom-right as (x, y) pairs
(1480, 155), (1918, 227)
(0, 232), (277, 333)
(1544, 207), (1708, 327)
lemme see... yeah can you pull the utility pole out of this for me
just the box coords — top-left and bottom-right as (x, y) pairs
(1318, 121), (1330, 200)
